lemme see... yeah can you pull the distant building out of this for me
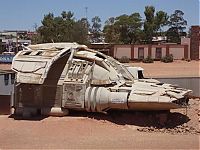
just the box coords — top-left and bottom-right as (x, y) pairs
(88, 42), (189, 60)
(88, 26), (200, 60)
(0, 70), (14, 95)
(190, 26), (200, 60)
(0, 69), (14, 114)
(0, 30), (33, 53)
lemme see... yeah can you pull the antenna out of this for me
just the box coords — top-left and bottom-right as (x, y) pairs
(85, 7), (88, 20)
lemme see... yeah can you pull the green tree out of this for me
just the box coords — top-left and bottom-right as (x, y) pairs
(38, 11), (89, 44)
(166, 10), (187, 43)
(115, 13), (143, 44)
(90, 16), (102, 43)
(103, 17), (119, 43)
(38, 13), (55, 43)
(72, 18), (90, 44)
(155, 11), (168, 35)
(144, 6), (168, 43)
(30, 23), (43, 44)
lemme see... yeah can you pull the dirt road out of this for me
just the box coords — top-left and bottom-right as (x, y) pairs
(0, 115), (199, 149)
(129, 60), (200, 78)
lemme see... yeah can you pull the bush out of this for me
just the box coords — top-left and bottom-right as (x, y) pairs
(143, 56), (154, 63)
(186, 58), (191, 62)
(161, 54), (173, 63)
(182, 58), (191, 62)
(119, 56), (130, 63)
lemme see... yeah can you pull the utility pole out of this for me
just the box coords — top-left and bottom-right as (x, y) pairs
(85, 7), (88, 20)
(16, 31), (18, 53)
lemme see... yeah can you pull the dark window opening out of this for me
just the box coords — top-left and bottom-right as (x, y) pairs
(36, 51), (43, 56)
(11, 73), (15, 84)
(156, 48), (162, 59)
(138, 70), (144, 79)
(4, 74), (9, 85)
(95, 53), (106, 59)
(23, 51), (32, 55)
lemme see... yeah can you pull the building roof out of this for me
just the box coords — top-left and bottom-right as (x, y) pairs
(0, 69), (13, 75)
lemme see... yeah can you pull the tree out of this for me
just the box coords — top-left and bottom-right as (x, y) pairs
(103, 17), (119, 43)
(90, 16), (102, 43)
(143, 6), (168, 43)
(37, 11), (89, 44)
(30, 23), (43, 44)
(115, 13), (143, 44)
(72, 18), (90, 44)
(155, 11), (168, 35)
(38, 13), (55, 43)
(166, 10), (187, 43)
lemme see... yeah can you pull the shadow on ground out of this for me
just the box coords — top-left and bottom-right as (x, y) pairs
(69, 110), (190, 128)
(9, 114), (48, 121)
(8, 110), (190, 128)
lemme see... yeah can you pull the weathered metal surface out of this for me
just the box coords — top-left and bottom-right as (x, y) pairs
(11, 43), (192, 117)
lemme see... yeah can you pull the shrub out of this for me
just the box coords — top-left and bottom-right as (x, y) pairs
(161, 54), (173, 63)
(143, 56), (154, 63)
(182, 58), (191, 62)
(119, 56), (130, 63)
(186, 58), (191, 62)
(181, 57), (185, 61)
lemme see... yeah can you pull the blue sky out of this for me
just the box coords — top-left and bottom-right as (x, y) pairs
(0, 0), (199, 31)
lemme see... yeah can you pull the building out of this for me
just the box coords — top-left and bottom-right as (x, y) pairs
(0, 30), (32, 54)
(88, 43), (189, 60)
(0, 70), (15, 95)
(88, 26), (200, 60)
(0, 70), (15, 115)
(112, 44), (189, 60)
(190, 26), (200, 60)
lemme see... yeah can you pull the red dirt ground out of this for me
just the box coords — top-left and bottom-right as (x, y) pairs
(129, 60), (200, 78)
(0, 99), (199, 149)
(0, 61), (199, 149)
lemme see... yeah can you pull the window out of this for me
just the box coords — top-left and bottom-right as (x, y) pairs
(138, 47), (144, 59)
(35, 51), (43, 56)
(155, 48), (162, 59)
(23, 51), (32, 55)
(11, 73), (15, 84)
(4, 74), (9, 85)
(138, 70), (144, 79)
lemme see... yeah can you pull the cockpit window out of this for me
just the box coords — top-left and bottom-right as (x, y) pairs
(35, 51), (43, 56)
(23, 51), (32, 55)
(138, 70), (144, 79)
(95, 53), (106, 59)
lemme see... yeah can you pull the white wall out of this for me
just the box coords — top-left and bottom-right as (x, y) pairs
(0, 74), (14, 95)
(181, 38), (190, 59)
(151, 47), (156, 59)
(114, 47), (131, 59)
(162, 48), (166, 57)
(169, 47), (184, 59)
(144, 47), (148, 58)
(134, 47), (138, 59)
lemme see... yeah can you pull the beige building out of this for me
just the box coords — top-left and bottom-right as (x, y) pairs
(89, 26), (200, 60)
(113, 44), (188, 60)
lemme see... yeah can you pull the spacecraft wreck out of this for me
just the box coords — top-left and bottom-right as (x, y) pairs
(11, 43), (192, 117)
